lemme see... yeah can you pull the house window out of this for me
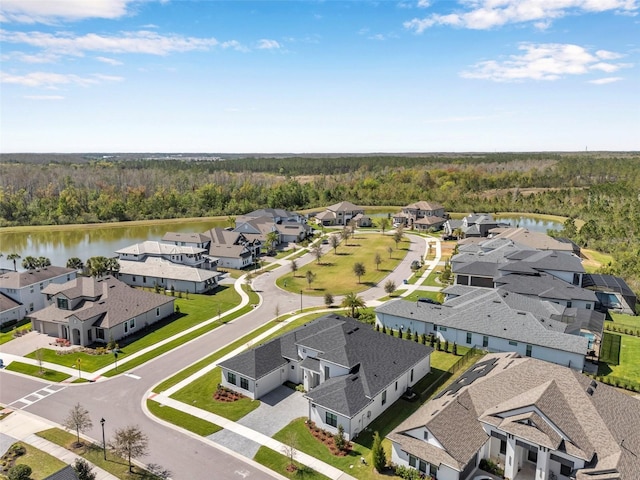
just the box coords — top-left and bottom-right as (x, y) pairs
(29, 303), (34, 312)
(408, 455), (417, 468)
(324, 366), (330, 380)
(419, 460), (427, 473)
(382, 390), (387, 406)
(586, 304), (591, 310)
(130, 318), (135, 329)
(240, 377), (249, 390)
(430, 465), (437, 476)
(483, 336), (489, 348)
(395, 381), (398, 391)
(132, 276), (136, 282)
(124, 322), (128, 333)
(410, 369), (414, 382)
(500, 439), (507, 455)
(433, 324), (437, 331)
(466, 332), (472, 344)
(326, 412), (337, 427)
(57, 298), (69, 310)
(156, 308), (160, 316)
(39, 283), (44, 290)
(96, 329), (105, 340)
(509, 340), (518, 346)
(143, 276), (147, 284)
(440, 326), (447, 331)
(228, 372), (236, 385)
(423, 431), (428, 440)
(567, 301), (572, 308)
(526, 345), (532, 357)
(560, 464), (572, 476)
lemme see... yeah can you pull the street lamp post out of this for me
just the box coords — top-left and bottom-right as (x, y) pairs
(300, 290), (303, 314)
(100, 418), (106, 460)
(76, 359), (81, 380)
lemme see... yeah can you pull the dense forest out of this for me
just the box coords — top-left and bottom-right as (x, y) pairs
(1, 153), (639, 292)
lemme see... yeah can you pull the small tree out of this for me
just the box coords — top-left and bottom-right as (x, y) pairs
(374, 252), (382, 271)
(74, 458), (97, 480)
(382, 324), (387, 334)
(334, 424), (346, 451)
(384, 279), (396, 296)
(371, 431), (386, 472)
(353, 262), (366, 283)
(436, 338), (441, 351)
(281, 431), (298, 472)
(379, 218), (389, 234)
(8, 464), (32, 480)
(64, 403), (93, 447)
(311, 244), (323, 264)
(452, 342), (458, 355)
(393, 230), (403, 249)
(290, 259), (298, 277)
(330, 234), (340, 254)
(341, 292), (365, 318)
(387, 245), (393, 259)
(305, 270), (316, 289)
(324, 292), (334, 307)
(413, 331), (419, 342)
(430, 335), (436, 348)
(405, 327), (412, 340)
(35, 347), (44, 374)
(110, 425), (149, 473)
(444, 339), (449, 353)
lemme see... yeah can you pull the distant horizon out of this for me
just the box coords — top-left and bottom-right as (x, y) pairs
(1, 1), (638, 152)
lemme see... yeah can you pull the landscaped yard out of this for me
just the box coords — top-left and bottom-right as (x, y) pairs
(24, 286), (242, 372)
(599, 332), (640, 388)
(4, 361), (71, 382)
(146, 399), (222, 436)
(0, 320), (32, 346)
(253, 446), (330, 480)
(277, 233), (407, 296)
(0, 442), (66, 480)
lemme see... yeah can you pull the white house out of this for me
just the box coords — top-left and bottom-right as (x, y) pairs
(116, 241), (210, 269)
(219, 314), (433, 440)
(31, 276), (174, 346)
(203, 228), (259, 270)
(389, 352), (640, 480)
(376, 290), (594, 372)
(0, 266), (77, 323)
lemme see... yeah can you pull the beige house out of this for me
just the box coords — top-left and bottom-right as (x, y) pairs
(31, 276), (174, 346)
(315, 201), (365, 226)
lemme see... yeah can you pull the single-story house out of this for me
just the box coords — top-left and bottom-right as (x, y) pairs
(315, 201), (365, 226)
(389, 352), (640, 480)
(376, 289), (593, 371)
(31, 276), (175, 346)
(219, 314), (433, 440)
(0, 266), (77, 324)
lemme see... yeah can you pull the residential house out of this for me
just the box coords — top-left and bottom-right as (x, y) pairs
(202, 228), (259, 270)
(31, 276), (174, 346)
(315, 201), (365, 227)
(393, 201), (447, 230)
(161, 232), (210, 249)
(219, 314), (432, 440)
(488, 227), (578, 254)
(236, 208), (313, 244)
(582, 273), (637, 315)
(116, 241), (211, 269)
(375, 288), (598, 371)
(389, 352), (640, 480)
(444, 214), (504, 238)
(0, 266), (77, 324)
(236, 208), (307, 226)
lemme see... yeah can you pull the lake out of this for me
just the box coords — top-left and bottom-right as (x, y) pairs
(494, 215), (563, 233)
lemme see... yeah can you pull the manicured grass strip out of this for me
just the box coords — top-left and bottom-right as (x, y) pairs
(253, 446), (331, 480)
(601, 332), (640, 381)
(25, 286), (241, 372)
(600, 332), (621, 365)
(146, 399), (222, 436)
(402, 291), (441, 303)
(2, 442), (67, 479)
(608, 312), (640, 330)
(171, 367), (260, 421)
(0, 320), (32, 346)
(37, 428), (160, 479)
(4, 361), (70, 382)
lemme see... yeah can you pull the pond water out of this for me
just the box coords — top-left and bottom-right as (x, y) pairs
(495, 215), (564, 234)
(0, 219), (227, 270)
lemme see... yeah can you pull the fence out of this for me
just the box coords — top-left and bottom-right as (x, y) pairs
(419, 347), (483, 400)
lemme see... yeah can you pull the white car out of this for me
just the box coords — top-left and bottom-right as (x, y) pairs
(473, 476), (494, 480)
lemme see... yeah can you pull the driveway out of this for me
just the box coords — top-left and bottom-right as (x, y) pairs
(0, 331), (56, 356)
(208, 385), (307, 458)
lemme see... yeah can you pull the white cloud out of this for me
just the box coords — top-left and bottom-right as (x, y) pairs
(1, 51), (60, 63)
(0, 29), (223, 56)
(404, 0), (638, 32)
(257, 39), (281, 50)
(589, 76), (623, 84)
(417, 0), (431, 7)
(95, 56), (123, 66)
(23, 95), (65, 100)
(0, 0), (133, 24)
(460, 43), (631, 82)
(0, 71), (121, 87)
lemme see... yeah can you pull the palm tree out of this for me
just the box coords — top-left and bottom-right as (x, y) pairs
(353, 262), (366, 284)
(86, 256), (108, 277)
(105, 257), (120, 276)
(37, 256), (51, 269)
(265, 231), (279, 255)
(341, 292), (365, 318)
(22, 256), (38, 271)
(66, 257), (84, 271)
(7, 253), (21, 271)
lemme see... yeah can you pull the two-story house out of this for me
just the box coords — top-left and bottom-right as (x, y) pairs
(219, 314), (432, 440)
(393, 201), (447, 230)
(315, 201), (365, 227)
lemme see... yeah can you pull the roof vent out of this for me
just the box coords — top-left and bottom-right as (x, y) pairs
(590, 380), (597, 388)
(517, 312), (526, 315)
(587, 387), (594, 396)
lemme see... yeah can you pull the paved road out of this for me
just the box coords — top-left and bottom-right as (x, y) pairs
(0, 233), (428, 479)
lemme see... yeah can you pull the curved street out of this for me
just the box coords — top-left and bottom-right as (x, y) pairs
(0, 233), (439, 480)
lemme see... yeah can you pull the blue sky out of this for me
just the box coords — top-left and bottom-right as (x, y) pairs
(1, 0), (638, 153)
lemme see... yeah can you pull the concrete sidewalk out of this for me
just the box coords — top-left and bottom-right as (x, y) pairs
(0, 409), (118, 480)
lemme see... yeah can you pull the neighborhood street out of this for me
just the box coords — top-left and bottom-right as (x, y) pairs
(0, 233), (434, 479)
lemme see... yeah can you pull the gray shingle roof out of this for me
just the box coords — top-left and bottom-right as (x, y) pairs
(0, 266), (74, 289)
(43, 465), (79, 480)
(496, 273), (597, 302)
(390, 353), (640, 478)
(161, 231), (209, 244)
(220, 337), (288, 379)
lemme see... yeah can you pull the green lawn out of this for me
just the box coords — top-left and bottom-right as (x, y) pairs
(607, 312), (640, 330)
(170, 367), (260, 421)
(277, 234), (407, 296)
(402, 291), (441, 303)
(0, 320), (32, 346)
(600, 332), (621, 365)
(253, 446), (331, 480)
(599, 333), (640, 383)
(4, 361), (71, 382)
(146, 399), (222, 436)
(24, 286), (242, 372)
(36, 428), (162, 479)
(1, 442), (66, 480)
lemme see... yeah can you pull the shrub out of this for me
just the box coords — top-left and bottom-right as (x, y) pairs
(371, 431), (386, 472)
(8, 464), (32, 480)
(334, 425), (346, 451)
(443, 340), (449, 353)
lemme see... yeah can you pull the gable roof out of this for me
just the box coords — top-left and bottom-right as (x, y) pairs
(0, 266), (74, 289)
(389, 353), (640, 478)
(496, 272), (597, 302)
(161, 232), (209, 244)
(118, 257), (220, 283)
(405, 201), (444, 211)
(43, 465), (79, 480)
(116, 241), (205, 256)
(326, 201), (362, 212)
(0, 291), (21, 311)
(492, 227), (575, 252)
